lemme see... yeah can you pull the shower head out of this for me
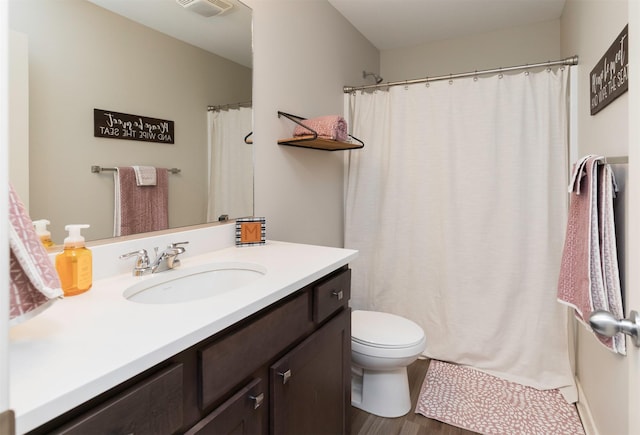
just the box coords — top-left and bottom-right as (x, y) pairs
(363, 70), (383, 84)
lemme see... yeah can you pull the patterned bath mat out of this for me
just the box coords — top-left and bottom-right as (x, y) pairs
(415, 360), (585, 435)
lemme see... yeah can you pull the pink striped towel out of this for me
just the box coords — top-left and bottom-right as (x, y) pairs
(8, 184), (63, 326)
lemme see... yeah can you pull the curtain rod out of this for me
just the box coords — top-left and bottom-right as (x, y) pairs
(208, 101), (252, 112)
(343, 55), (579, 93)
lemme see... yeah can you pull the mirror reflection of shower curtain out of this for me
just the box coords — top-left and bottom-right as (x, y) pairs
(345, 67), (576, 397)
(207, 107), (253, 221)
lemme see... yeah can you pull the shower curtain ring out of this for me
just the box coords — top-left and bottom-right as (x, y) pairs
(448, 73), (453, 85)
(498, 68), (503, 79)
(473, 70), (478, 82)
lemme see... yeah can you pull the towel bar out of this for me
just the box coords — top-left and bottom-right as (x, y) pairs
(603, 156), (628, 164)
(91, 165), (181, 174)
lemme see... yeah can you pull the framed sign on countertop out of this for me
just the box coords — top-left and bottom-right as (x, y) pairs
(235, 217), (266, 247)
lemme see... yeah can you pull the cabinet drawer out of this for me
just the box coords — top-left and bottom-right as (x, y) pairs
(313, 268), (351, 323)
(186, 378), (265, 435)
(53, 364), (183, 435)
(199, 291), (313, 409)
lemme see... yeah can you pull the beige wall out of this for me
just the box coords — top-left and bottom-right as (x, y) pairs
(9, 0), (252, 242)
(381, 19), (561, 83)
(561, 1), (629, 434)
(8, 30), (29, 210)
(246, 0), (379, 247)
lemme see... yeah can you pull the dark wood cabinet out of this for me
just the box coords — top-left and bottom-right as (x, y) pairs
(30, 266), (351, 435)
(271, 309), (350, 435)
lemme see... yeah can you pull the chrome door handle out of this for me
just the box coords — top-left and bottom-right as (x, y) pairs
(589, 310), (640, 347)
(331, 290), (344, 301)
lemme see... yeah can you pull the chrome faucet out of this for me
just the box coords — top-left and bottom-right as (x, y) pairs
(151, 242), (188, 273)
(120, 241), (189, 276)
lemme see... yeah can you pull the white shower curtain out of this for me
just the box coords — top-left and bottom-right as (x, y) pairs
(207, 107), (253, 221)
(345, 67), (576, 395)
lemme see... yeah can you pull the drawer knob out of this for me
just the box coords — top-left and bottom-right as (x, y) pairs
(249, 392), (264, 409)
(331, 290), (344, 301)
(278, 369), (292, 384)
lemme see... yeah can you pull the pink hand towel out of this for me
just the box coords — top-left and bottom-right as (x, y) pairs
(292, 115), (348, 142)
(8, 184), (63, 326)
(114, 167), (169, 237)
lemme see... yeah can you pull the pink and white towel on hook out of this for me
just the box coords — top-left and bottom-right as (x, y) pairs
(557, 155), (625, 355)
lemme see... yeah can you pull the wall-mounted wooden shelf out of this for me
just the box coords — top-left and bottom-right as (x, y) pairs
(277, 111), (364, 151)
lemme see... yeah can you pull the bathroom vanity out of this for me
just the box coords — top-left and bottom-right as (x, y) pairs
(9, 231), (357, 435)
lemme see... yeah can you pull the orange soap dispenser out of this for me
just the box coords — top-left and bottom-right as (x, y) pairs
(55, 224), (92, 296)
(32, 219), (54, 247)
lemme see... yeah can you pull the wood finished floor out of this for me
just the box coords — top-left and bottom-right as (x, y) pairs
(350, 358), (479, 435)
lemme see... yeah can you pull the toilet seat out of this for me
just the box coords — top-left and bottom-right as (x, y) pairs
(351, 310), (426, 357)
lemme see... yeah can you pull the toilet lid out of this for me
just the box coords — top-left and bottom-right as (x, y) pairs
(352, 310), (425, 349)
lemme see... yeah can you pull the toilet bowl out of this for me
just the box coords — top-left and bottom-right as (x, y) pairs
(351, 310), (426, 418)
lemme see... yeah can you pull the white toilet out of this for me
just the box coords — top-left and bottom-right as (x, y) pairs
(351, 310), (427, 418)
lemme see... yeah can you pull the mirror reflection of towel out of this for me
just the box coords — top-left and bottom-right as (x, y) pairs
(114, 167), (169, 237)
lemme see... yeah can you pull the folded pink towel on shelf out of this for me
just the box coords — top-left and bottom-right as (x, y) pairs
(557, 155), (625, 354)
(293, 115), (349, 142)
(114, 167), (169, 236)
(8, 184), (63, 326)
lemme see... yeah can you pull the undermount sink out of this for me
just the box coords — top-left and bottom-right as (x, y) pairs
(123, 262), (267, 304)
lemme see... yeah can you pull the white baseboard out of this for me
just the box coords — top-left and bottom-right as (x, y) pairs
(576, 378), (598, 435)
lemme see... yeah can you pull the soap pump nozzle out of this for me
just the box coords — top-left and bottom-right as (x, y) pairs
(63, 224), (90, 248)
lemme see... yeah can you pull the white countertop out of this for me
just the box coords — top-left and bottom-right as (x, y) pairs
(9, 240), (357, 434)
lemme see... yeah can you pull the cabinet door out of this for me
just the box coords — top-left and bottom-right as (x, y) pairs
(270, 309), (350, 435)
(185, 378), (265, 435)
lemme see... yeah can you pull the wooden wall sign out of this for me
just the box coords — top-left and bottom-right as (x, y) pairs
(590, 24), (628, 115)
(94, 109), (175, 144)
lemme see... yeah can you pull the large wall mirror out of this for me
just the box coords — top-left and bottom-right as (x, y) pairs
(8, 0), (253, 243)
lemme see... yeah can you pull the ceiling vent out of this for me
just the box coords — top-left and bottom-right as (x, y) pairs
(176, 0), (233, 17)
